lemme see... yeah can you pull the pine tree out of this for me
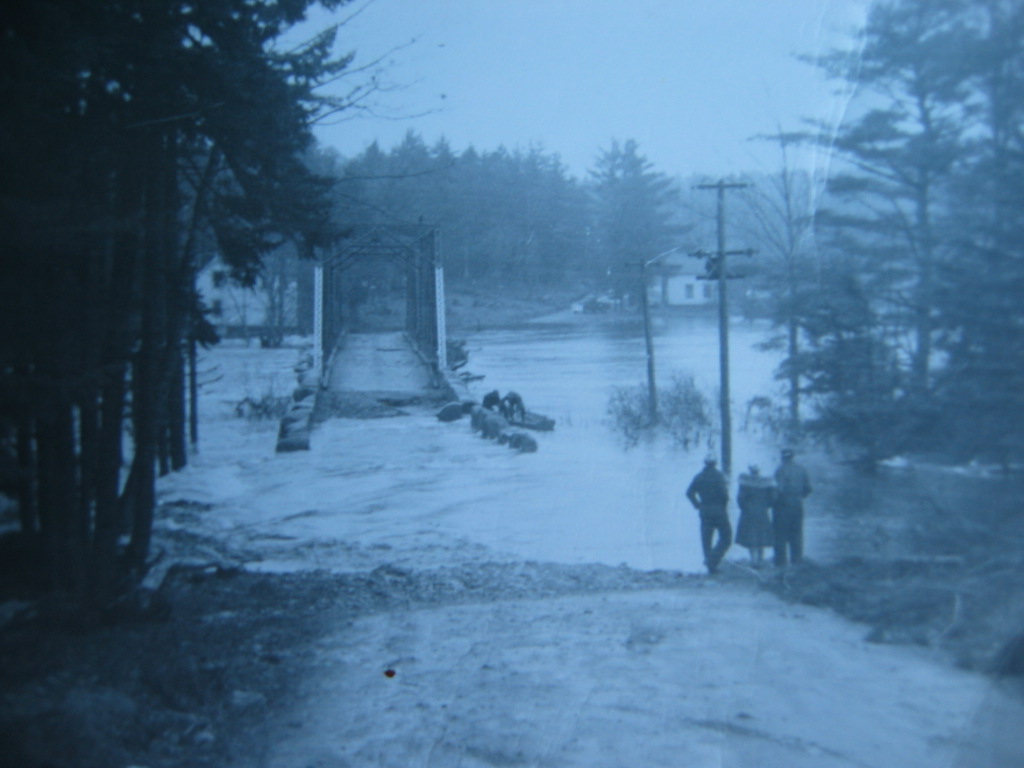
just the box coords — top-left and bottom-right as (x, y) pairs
(811, 0), (966, 398)
(933, 0), (1024, 462)
(588, 139), (679, 298)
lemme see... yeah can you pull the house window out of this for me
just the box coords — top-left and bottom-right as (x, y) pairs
(685, 284), (694, 299)
(703, 283), (713, 299)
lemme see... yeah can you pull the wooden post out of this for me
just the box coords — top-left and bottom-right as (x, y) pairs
(641, 259), (658, 424)
(634, 250), (675, 426)
(696, 181), (752, 476)
(716, 182), (732, 476)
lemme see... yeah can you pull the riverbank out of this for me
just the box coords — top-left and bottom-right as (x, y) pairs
(3, 551), (1022, 767)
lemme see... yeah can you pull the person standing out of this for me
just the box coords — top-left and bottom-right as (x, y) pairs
(686, 455), (732, 575)
(772, 448), (812, 567)
(735, 465), (776, 567)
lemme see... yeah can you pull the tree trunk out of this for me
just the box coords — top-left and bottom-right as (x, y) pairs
(787, 317), (800, 426)
(188, 337), (199, 448)
(168, 343), (188, 471)
(92, 361), (128, 600)
(125, 129), (171, 577)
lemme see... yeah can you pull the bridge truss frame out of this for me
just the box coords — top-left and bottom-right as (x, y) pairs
(313, 224), (446, 380)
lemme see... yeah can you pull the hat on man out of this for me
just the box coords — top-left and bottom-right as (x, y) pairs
(704, 454), (717, 465)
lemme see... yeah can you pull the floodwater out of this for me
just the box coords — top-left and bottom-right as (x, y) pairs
(456, 309), (793, 572)
(460, 309), (1021, 568)
(179, 308), (1020, 578)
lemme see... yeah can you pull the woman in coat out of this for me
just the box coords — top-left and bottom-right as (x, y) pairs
(736, 465), (776, 567)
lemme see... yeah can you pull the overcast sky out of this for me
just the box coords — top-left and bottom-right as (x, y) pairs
(295, 0), (872, 180)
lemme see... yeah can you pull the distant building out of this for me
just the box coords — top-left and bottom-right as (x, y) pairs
(196, 244), (313, 342)
(655, 252), (717, 307)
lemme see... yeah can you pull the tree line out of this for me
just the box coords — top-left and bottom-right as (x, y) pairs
(315, 134), (680, 294)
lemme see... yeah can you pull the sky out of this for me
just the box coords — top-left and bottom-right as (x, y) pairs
(290, 0), (872, 180)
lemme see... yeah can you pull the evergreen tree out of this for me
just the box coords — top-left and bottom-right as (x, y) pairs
(812, 0), (966, 397)
(588, 139), (679, 298)
(933, 0), (1024, 461)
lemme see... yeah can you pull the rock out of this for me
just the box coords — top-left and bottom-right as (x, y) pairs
(507, 431), (538, 453)
(470, 405), (486, 433)
(436, 402), (465, 422)
(481, 412), (509, 439)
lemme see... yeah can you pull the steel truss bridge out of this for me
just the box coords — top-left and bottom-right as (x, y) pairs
(313, 224), (447, 384)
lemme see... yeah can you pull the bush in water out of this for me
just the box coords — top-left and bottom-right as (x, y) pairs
(659, 374), (713, 449)
(235, 391), (291, 421)
(607, 373), (713, 449)
(607, 384), (650, 446)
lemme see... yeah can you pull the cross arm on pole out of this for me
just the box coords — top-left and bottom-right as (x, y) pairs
(694, 181), (751, 191)
(691, 249), (756, 258)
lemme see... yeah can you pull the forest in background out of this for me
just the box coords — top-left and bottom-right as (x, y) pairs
(2, 0), (1023, 603)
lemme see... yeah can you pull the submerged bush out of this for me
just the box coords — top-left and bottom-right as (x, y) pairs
(607, 384), (651, 446)
(607, 373), (713, 449)
(660, 374), (713, 449)
(234, 391), (291, 420)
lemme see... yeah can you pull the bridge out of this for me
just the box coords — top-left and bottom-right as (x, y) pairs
(313, 223), (458, 400)
(278, 224), (457, 450)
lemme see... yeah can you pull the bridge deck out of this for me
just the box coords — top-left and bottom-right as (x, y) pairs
(325, 331), (435, 396)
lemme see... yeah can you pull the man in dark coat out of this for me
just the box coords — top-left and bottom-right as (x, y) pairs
(686, 455), (732, 574)
(772, 448), (812, 567)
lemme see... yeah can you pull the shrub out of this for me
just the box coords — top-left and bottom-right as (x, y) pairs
(659, 374), (713, 449)
(607, 373), (713, 449)
(234, 391), (291, 421)
(607, 384), (651, 446)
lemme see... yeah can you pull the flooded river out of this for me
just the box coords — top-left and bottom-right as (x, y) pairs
(462, 309), (1022, 568)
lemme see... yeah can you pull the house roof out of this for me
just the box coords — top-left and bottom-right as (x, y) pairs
(661, 252), (708, 277)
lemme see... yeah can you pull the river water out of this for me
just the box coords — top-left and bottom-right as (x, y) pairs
(457, 309), (801, 572)
(460, 308), (1020, 570)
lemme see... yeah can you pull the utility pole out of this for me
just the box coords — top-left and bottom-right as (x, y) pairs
(695, 180), (753, 476)
(631, 249), (676, 426)
(640, 259), (658, 425)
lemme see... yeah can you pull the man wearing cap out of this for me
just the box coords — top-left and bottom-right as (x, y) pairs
(773, 448), (812, 566)
(686, 455), (732, 574)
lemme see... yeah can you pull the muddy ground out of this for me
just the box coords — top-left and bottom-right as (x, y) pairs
(1, 491), (1022, 768)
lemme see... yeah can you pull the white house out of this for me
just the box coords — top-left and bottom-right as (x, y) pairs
(655, 252), (718, 307)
